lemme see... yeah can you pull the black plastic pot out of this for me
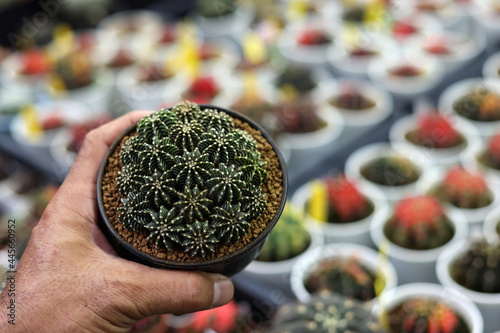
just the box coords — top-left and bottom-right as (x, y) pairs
(96, 104), (288, 276)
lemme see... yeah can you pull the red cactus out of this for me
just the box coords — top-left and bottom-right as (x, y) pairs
(183, 76), (220, 104)
(436, 167), (492, 208)
(296, 29), (331, 45)
(393, 196), (444, 230)
(393, 21), (417, 40)
(486, 132), (500, 166)
(424, 36), (451, 55)
(388, 64), (422, 77)
(107, 49), (135, 68)
(324, 175), (370, 222)
(19, 49), (52, 75)
(137, 63), (172, 82)
(413, 113), (461, 148)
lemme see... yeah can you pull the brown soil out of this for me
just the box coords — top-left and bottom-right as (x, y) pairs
(101, 116), (284, 263)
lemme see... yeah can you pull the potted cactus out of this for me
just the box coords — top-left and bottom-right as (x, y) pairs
(461, 131), (500, 187)
(265, 293), (387, 333)
(290, 243), (397, 304)
(483, 205), (500, 243)
(419, 166), (498, 228)
(292, 174), (386, 245)
(345, 142), (422, 202)
(390, 112), (480, 167)
(437, 238), (500, 333)
(242, 202), (323, 290)
(370, 195), (468, 284)
(439, 78), (500, 138)
(97, 101), (287, 276)
(379, 283), (483, 333)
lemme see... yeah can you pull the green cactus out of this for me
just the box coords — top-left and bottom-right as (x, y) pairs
(268, 293), (386, 333)
(256, 203), (311, 262)
(196, 0), (237, 18)
(384, 196), (454, 250)
(361, 156), (420, 186)
(116, 101), (268, 258)
(304, 257), (379, 302)
(453, 88), (500, 121)
(450, 239), (500, 293)
(387, 298), (469, 333)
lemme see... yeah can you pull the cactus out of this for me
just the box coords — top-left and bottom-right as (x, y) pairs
(137, 63), (172, 83)
(479, 132), (500, 169)
(434, 167), (493, 209)
(328, 85), (376, 111)
(257, 203), (311, 262)
(322, 174), (374, 223)
(272, 95), (326, 134)
(296, 29), (332, 45)
(388, 64), (423, 77)
(450, 239), (500, 293)
(342, 6), (367, 23)
(182, 76), (220, 104)
(116, 101), (268, 258)
(275, 65), (316, 94)
(360, 156), (420, 186)
(268, 293), (386, 333)
(453, 88), (500, 121)
(304, 257), (378, 302)
(51, 51), (94, 90)
(384, 196), (454, 250)
(406, 113), (463, 149)
(196, 0), (236, 18)
(387, 298), (469, 333)
(18, 49), (52, 75)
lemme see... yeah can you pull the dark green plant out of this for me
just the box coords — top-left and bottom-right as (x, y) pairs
(450, 239), (500, 293)
(274, 65), (316, 94)
(196, 0), (237, 18)
(116, 101), (268, 258)
(361, 156), (420, 186)
(268, 293), (386, 333)
(257, 203), (311, 262)
(304, 257), (379, 302)
(453, 88), (500, 121)
(387, 298), (469, 333)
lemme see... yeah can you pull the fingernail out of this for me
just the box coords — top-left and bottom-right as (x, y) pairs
(210, 274), (234, 308)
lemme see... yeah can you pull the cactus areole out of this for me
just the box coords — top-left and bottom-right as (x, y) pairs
(97, 102), (287, 275)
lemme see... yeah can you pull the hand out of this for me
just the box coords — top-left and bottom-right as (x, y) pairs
(0, 111), (234, 332)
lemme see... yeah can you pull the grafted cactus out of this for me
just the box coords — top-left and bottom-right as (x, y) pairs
(361, 156), (420, 186)
(450, 239), (500, 293)
(407, 113), (462, 149)
(434, 167), (493, 209)
(384, 196), (454, 250)
(116, 101), (268, 258)
(268, 293), (386, 333)
(480, 132), (500, 169)
(387, 298), (468, 333)
(453, 88), (500, 121)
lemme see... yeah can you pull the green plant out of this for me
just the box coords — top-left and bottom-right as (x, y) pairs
(257, 203), (311, 262)
(434, 167), (493, 209)
(272, 95), (326, 133)
(453, 88), (500, 121)
(450, 239), (500, 293)
(328, 85), (376, 111)
(304, 256), (378, 302)
(361, 156), (420, 186)
(387, 298), (469, 333)
(479, 132), (500, 169)
(196, 0), (236, 18)
(274, 65), (316, 94)
(406, 113), (463, 149)
(268, 293), (386, 333)
(116, 101), (268, 258)
(51, 51), (94, 90)
(384, 196), (454, 250)
(321, 174), (374, 223)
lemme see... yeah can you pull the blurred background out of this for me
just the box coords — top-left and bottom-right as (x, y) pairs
(1, 0), (500, 332)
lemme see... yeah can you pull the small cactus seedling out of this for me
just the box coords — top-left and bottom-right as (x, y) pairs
(387, 298), (469, 333)
(275, 65), (316, 94)
(51, 51), (94, 90)
(196, 0), (236, 18)
(360, 156), (420, 186)
(434, 167), (493, 209)
(328, 84), (376, 111)
(342, 5), (367, 23)
(18, 49), (52, 75)
(137, 62), (172, 83)
(257, 203), (311, 262)
(116, 101), (268, 258)
(384, 196), (454, 250)
(388, 64), (423, 77)
(182, 76), (220, 104)
(304, 256), (378, 302)
(479, 132), (500, 170)
(406, 113), (463, 149)
(450, 239), (500, 293)
(453, 88), (500, 121)
(296, 28), (332, 46)
(320, 174), (374, 223)
(268, 293), (386, 333)
(272, 95), (326, 134)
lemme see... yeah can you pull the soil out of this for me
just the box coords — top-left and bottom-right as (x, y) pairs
(101, 116), (284, 263)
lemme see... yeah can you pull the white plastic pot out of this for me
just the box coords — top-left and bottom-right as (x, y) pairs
(483, 51), (500, 81)
(483, 204), (500, 243)
(461, 140), (500, 187)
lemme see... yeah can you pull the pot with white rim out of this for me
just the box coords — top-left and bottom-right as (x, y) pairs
(417, 165), (499, 232)
(389, 113), (481, 167)
(437, 238), (500, 333)
(291, 178), (387, 247)
(375, 283), (483, 333)
(290, 242), (397, 305)
(483, 204), (500, 244)
(344, 142), (424, 203)
(461, 139), (500, 187)
(483, 51), (500, 80)
(370, 200), (468, 284)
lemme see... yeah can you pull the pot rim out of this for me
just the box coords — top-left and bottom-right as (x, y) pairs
(96, 104), (288, 271)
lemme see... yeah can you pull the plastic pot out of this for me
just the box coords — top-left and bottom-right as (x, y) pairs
(96, 105), (288, 277)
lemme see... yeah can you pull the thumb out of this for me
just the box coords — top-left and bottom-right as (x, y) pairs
(116, 264), (234, 317)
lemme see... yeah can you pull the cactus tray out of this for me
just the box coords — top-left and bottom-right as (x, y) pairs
(96, 103), (288, 276)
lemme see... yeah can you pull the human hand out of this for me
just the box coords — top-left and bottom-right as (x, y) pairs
(0, 111), (234, 332)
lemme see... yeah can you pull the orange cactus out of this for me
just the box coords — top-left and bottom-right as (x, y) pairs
(395, 298), (460, 333)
